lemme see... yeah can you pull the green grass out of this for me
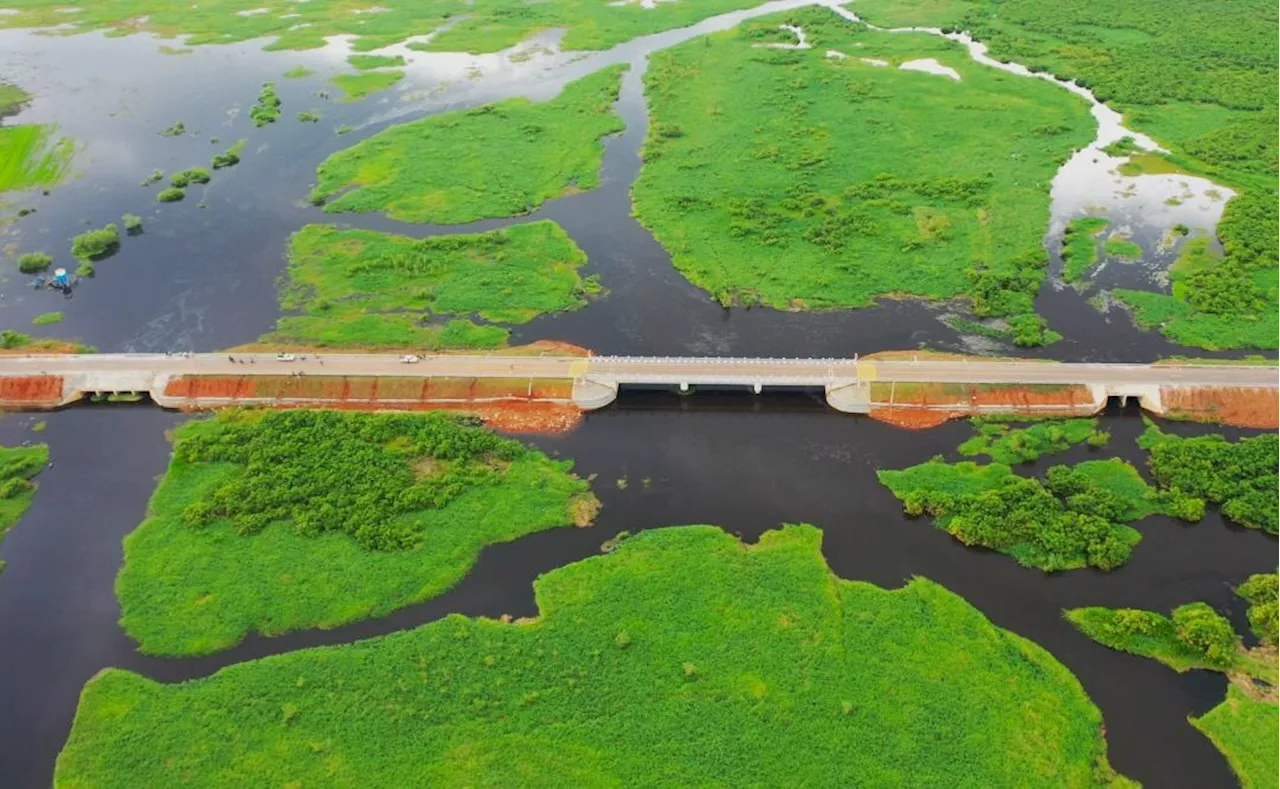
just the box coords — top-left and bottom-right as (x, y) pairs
(263, 220), (594, 349)
(0, 444), (48, 542)
(959, 417), (1103, 463)
(1061, 216), (1109, 282)
(313, 65), (624, 223)
(58, 523), (1130, 787)
(347, 53), (405, 70)
(155, 187), (185, 203)
(855, 0), (1278, 352)
(1192, 687), (1279, 789)
(211, 138), (247, 169)
(1103, 238), (1142, 259)
(0, 329), (94, 353)
(328, 70), (404, 102)
(31, 311), (63, 326)
(122, 213), (143, 233)
(115, 409), (597, 656)
(633, 9), (1091, 329)
(0, 0), (801, 55)
(0, 123), (75, 194)
(282, 66), (314, 79)
(170, 167), (211, 188)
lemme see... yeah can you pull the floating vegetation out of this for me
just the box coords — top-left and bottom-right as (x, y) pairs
(158, 121), (185, 137)
(15, 252), (53, 274)
(210, 139), (246, 170)
(328, 69), (405, 102)
(70, 224), (119, 261)
(249, 83), (281, 127)
(155, 187), (184, 203)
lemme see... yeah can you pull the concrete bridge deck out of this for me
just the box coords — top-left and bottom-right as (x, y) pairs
(0, 353), (1274, 416)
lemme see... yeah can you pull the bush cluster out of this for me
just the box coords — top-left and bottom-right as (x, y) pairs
(177, 410), (527, 551)
(70, 224), (120, 261)
(250, 83), (281, 127)
(1237, 573), (1278, 646)
(1138, 422), (1278, 534)
(16, 252), (53, 273)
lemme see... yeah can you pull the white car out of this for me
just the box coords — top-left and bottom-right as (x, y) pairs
(400, 355), (421, 364)
(276, 353), (297, 362)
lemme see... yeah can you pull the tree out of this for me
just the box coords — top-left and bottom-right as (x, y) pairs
(1172, 602), (1238, 668)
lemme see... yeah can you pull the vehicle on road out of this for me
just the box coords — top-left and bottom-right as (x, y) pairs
(400, 355), (421, 364)
(276, 353), (296, 362)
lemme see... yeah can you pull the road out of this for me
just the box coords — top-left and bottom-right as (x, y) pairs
(0, 353), (1275, 388)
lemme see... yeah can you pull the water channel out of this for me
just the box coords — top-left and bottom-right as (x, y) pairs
(0, 2), (1274, 786)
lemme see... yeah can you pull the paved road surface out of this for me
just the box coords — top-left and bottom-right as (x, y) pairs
(0, 354), (1275, 388)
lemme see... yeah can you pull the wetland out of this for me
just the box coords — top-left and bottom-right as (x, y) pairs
(0, 1), (1275, 786)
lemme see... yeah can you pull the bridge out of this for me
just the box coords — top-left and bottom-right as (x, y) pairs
(0, 353), (1274, 421)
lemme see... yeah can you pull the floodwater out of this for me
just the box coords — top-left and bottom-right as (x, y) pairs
(0, 2), (1275, 787)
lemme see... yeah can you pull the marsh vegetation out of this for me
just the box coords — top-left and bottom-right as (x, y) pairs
(116, 409), (598, 656)
(311, 66), (626, 223)
(633, 10), (1090, 344)
(61, 524), (1130, 786)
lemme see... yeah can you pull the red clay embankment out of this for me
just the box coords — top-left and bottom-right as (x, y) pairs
(160, 374), (581, 434)
(1160, 386), (1279, 429)
(0, 375), (64, 408)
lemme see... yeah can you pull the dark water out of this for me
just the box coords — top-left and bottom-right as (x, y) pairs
(0, 7), (1276, 788)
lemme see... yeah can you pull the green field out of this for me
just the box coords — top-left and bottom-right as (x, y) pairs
(1193, 687), (1279, 789)
(856, 0), (1278, 351)
(0, 84), (75, 195)
(115, 410), (597, 656)
(60, 523), (1130, 787)
(263, 220), (595, 348)
(632, 9), (1091, 342)
(311, 66), (625, 223)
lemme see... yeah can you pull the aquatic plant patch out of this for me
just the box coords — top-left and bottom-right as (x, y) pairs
(959, 417), (1105, 463)
(329, 70), (404, 102)
(0, 444), (48, 543)
(1061, 216), (1109, 282)
(633, 9), (1091, 342)
(1137, 420), (1278, 534)
(115, 409), (597, 656)
(60, 524), (1130, 787)
(262, 220), (595, 349)
(311, 65), (625, 223)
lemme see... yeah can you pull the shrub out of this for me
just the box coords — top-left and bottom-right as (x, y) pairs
(16, 252), (53, 273)
(1237, 573), (1278, 646)
(70, 224), (120, 261)
(251, 83), (282, 127)
(75, 262), (95, 277)
(1171, 602), (1238, 668)
(156, 188), (185, 203)
(170, 167), (211, 188)
(122, 213), (143, 233)
(159, 121), (185, 137)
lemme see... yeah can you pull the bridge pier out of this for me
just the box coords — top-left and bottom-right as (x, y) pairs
(825, 381), (872, 414)
(571, 378), (618, 410)
(753, 383), (762, 394)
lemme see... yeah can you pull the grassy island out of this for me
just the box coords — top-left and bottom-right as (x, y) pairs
(1138, 420), (1278, 534)
(856, 0), (1278, 352)
(61, 524), (1130, 786)
(329, 70), (405, 102)
(879, 453), (1201, 571)
(311, 65), (625, 223)
(633, 10), (1091, 341)
(1069, 573), (1278, 789)
(263, 220), (597, 349)
(116, 409), (598, 656)
(1061, 217), (1109, 282)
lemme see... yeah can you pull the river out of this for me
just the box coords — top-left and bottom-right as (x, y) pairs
(0, 2), (1274, 786)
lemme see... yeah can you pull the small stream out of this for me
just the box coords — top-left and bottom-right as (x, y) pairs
(0, 3), (1274, 787)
